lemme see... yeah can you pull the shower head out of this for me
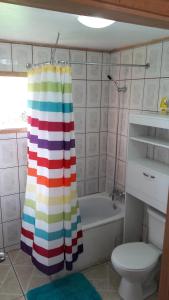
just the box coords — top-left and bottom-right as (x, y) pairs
(107, 75), (112, 81)
(107, 75), (127, 93)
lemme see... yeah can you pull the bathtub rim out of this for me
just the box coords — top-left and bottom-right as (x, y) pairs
(78, 192), (125, 231)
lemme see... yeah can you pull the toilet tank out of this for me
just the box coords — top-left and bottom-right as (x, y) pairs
(147, 208), (166, 250)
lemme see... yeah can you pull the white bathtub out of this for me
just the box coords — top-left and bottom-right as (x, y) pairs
(52, 193), (124, 279)
(74, 193), (125, 271)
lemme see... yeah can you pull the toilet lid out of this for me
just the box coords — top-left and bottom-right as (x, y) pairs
(111, 242), (161, 271)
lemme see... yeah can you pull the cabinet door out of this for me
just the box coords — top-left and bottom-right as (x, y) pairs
(126, 162), (168, 213)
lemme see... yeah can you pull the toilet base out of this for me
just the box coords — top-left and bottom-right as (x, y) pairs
(119, 278), (157, 300)
(143, 280), (157, 299)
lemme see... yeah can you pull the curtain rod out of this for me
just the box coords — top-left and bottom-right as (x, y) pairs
(26, 61), (150, 69)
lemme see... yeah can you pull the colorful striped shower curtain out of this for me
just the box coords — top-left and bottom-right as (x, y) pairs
(21, 65), (83, 275)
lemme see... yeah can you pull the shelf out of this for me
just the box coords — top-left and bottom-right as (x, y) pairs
(130, 136), (169, 149)
(128, 158), (169, 176)
(129, 112), (169, 130)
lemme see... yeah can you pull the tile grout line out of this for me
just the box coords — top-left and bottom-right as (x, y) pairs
(8, 254), (26, 299)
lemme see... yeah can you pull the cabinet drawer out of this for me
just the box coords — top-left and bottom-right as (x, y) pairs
(126, 162), (168, 213)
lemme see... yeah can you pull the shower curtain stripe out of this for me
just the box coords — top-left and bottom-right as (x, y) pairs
(21, 65), (83, 275)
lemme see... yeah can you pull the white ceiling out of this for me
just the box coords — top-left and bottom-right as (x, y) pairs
(0, 3), (169, 50)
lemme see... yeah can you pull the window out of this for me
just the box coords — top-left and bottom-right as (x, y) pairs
(0, 76), (27, 129)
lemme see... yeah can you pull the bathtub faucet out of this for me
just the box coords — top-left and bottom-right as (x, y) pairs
(109, 189), (125, 201)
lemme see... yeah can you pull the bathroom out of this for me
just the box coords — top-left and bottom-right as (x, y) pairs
(0, 1), (169, 299)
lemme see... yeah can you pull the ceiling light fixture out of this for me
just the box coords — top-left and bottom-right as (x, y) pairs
(77, 16), (115, 28)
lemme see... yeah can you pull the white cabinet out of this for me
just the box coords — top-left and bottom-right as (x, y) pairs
(126, 160), (168, 213)
(126, 112), (169, 214)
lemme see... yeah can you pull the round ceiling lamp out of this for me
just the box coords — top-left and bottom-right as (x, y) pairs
(77, 16), (115, 29)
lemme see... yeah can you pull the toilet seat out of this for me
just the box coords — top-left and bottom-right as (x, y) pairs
(111, 242), (161, 271)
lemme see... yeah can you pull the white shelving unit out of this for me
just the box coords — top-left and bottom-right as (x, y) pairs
(130, 136), (169, 149)
(124, 112), (169, 243)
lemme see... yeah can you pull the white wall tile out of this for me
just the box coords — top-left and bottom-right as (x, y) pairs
(70, 50), (86, 80)
(120, 49), (133, 80)
(106, 179), (114, 194)
(87, 81), (101, 107)
(116, 160), (126, 186)
(132, 47), (146, 79)
(106, 156), (115, 180)
(0, 139), (18, 168)
(161, 41), (169, 77)
(100, 108), (108, 131)
(3, 220), (21, 247)
(110, 52), (120, 80)
(117, 135), (127, 161)
(102, 53), (110, 80)
(118, 109), (129, 136)
(158, 78), (169, 111)
(0, 167), (19, 196)
(107, 133), (117, 157)
(108, 108), (118, 133)
(85, 178), (98, 195)
(54, 48), (69, 62)
(0, 43), (12, 71)
(100, 132), (107, 155)
(72, 80), (86, 107)
(16, 132), (27, 139)
(1, 194), (20, 222)
(145, 43), (162, 78)
(12, 44), (32, 72)
(19, 166), (27, 193)
(130, 79), (144, 110)
(86, 133), (99, 156)
(99, 177), (106, 193)
(77, 181), (85, 197)
(0, 224), (3, 248)
(120, 80), (131, 109)
(99, 155), (107, 177)
(0, 133), (16, 140)
(17, 138), (27, 166)
(33, 46), (51, 64)
(86, 108), (100, 132)
(154, 147), (169, 164)
(87, 51), (102, 80)
(143, 79), (160, 111)
(109, 81), (119, 108)
(101, 81), (109, 107)
(74, 108), (86, 133)
(75, 134), (85, 158)
(20, 193), (25, 216)
(86, 156), (99, 179)
(77, 158), (85, 181)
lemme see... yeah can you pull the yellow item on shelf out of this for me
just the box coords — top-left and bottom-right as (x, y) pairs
(160, 97), (168, 113)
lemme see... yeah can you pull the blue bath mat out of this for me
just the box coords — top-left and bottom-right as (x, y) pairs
(26, 272), (102, 300)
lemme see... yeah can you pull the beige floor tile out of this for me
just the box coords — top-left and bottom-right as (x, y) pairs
(26, 276), (50, 292)
(0, 295), (25, 300)
(14, 265), (34, 292)
(107, 265), (120, 291)
(14, 264), (50, 293)
(83, 263), (108, 279)
(0, 265), (11, 285)
(9, 250), (31, 266)
(98, 290), (121, 300)
(0, 267), (22, 296)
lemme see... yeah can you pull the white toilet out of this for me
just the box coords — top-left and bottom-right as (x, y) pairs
(111, 207), (165, 300)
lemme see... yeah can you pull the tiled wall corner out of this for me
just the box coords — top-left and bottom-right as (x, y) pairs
(107, 40), (168, 193)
